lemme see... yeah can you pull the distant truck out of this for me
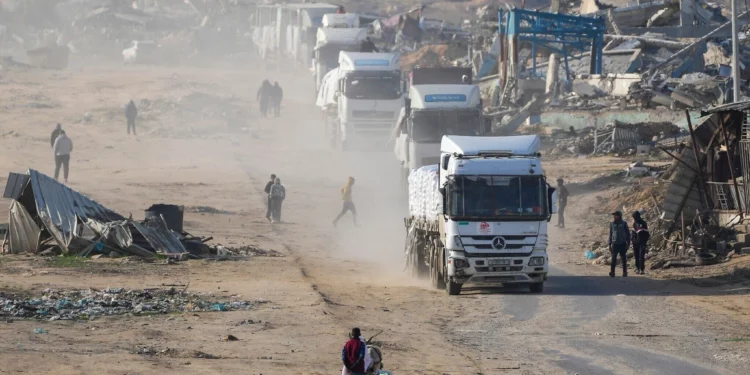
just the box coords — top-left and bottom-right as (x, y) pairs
(405, 135), (555, 295)
(332, 51), (404, 150)
(313, 27), (368, 93)
(393, 67), (485, 181)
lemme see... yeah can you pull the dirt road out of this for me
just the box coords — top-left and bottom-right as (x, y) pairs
(0, 63), (748, 374)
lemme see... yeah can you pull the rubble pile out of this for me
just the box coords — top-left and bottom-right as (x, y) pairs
(546, 121), (684, 157)
(0, 287), (268, 321)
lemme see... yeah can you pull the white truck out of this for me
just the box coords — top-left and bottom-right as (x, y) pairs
(405, 135), (555, 295)
(313, 27), (368, 93)
(334, 51), (404, 150)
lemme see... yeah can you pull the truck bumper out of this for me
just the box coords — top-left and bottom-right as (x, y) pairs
(447, 251), (548, 286)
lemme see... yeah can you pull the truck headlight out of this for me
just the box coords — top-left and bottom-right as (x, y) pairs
(452, 235), (464, 249)
(528, 257), (545, 266)
(453, 258), (469, 269)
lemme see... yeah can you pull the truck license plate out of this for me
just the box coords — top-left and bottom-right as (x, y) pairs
(489, 259), (510, 266)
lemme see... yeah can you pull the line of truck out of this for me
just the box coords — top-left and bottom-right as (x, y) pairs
(308, 11), (555, 295)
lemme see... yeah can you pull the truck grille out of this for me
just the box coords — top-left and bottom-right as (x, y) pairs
(352, 110), (393, 119)
(465, 252), (532, 258)
(475, 266), (524, 272)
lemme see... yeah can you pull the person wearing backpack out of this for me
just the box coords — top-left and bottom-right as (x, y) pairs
(269, 177), (286, 223)
(631, 210), (650, 274)
(609, 211), (630, 277)
(341, 328), (367, 375)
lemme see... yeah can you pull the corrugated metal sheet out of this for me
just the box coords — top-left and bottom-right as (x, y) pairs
(663, 148), (703, 225)
(3, 172), (29, 200)
(132, 216), (186, 255)
(27, 169), (125, 244)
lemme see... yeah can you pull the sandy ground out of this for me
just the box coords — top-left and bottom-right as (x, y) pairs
(0, 60), (749, 374)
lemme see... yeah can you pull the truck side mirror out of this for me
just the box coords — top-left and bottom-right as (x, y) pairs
(405, 98), (411, 116)
(441, 154), (450, 170)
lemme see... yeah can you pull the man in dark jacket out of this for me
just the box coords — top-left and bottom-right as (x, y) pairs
(271, 82), (283, 117)
(50, 123), (62, 147)
(360, 37), (379, 53)
(125, 100), (138, 135)
(609, 211), (630, 277)
(341, 327), (366, 375)
(257, 80), (272, 118)
(264, 174), (276, 222)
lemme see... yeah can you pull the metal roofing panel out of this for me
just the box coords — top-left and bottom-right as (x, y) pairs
(132, 216), (186, 255)
(3, 172), (30, 199)
(27, 169), (125, 237)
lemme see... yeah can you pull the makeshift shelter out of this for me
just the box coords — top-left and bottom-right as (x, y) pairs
(2, 169), (185, 257)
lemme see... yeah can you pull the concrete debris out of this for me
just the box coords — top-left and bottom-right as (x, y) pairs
(0, 288), (268, 321)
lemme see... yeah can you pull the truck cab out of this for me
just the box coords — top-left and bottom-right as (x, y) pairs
(335, 52), (404, 150)
(313, 27), (368, 93)
(438, 135), (555, 294)
(394, 67), (484, 182)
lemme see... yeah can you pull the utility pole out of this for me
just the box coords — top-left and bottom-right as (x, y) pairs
(732, 0), (741, 102)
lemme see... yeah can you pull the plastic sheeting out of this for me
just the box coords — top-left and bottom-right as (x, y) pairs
(408, 165), (442, 219)
(8, 200), (40, 253)
(316, 67), (339, 108)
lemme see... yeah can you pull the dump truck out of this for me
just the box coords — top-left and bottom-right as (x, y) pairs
(404, 135), (556, 295)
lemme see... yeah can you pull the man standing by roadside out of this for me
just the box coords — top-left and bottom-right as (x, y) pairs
(257, 80), (272, 118)
(53, 130), (73, 183)
(125, 100), (138, 135)
(556, 178), (569, 228)
(609, 211), (630, 277)
(264, 174), (276, 222)
(631, 210), (650, 274)
(341, 328), (366, 375)
(50, 123), (62, 147)
(333, 176), (357, 227)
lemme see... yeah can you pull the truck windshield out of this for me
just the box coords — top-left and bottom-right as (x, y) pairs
(317, 44), (355, 70)
(411, 109), (481, 143)
(343, 74), (401, 100)
(446, 175), (547, 219)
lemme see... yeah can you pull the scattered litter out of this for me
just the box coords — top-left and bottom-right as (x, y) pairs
(33, 328), (47, 334)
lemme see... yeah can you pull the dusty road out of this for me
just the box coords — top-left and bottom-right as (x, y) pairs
(0, 62), (748, 374)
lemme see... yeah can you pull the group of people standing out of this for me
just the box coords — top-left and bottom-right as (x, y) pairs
(555, 178), (650, 276)
(257, 80), (284, 118)
(262, 174), (358, 227)
(608, 210), (650, 276)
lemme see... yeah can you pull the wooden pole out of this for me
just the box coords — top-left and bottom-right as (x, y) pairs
(718, 114), (744, 217)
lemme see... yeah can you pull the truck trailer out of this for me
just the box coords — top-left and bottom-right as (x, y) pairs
(405, 135), (556, 295)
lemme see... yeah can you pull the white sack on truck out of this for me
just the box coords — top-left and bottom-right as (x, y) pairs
(408, 165), (441, 219)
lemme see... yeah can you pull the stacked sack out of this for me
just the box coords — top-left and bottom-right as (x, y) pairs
(408, 165), (442, 219)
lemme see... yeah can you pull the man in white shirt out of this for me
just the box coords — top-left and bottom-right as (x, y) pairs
(52, 130), (73, 183)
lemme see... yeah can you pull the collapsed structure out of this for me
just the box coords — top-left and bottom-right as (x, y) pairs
(2, 169), (185, 257)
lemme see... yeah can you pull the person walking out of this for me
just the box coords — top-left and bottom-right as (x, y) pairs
(269, 177), (286, 223)
(52, 130), (73, 183)
(271, 81), (283, 117)
(341, 328), (367, 375)
(631, 210), (650, 274)
(264, 174), (277, 222)
(257, 80), (272, 118)
(50, 123), (62, 147)
(333, 176), (357, 227)
(556, 178), (569, 228)
(608, 211), (630, 277)
(125, 100), (138, 135)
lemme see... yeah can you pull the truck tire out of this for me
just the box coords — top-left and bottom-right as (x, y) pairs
(430, 253), (445, 289)
(446, 280), (462, 295)
(529, 282), (544, 293)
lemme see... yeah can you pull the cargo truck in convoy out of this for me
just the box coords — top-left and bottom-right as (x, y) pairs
(405, 135), (556, 295)
(312, 25), (367, 93)
(393, 67), (486, 183)
(332, 51), (404, 150)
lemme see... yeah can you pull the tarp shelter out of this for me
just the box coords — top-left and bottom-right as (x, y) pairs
(3, 169), (186, 257)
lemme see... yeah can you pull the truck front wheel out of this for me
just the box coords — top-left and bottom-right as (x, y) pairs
(446, 279), (462, 295)
(530, 282), (544, 293)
